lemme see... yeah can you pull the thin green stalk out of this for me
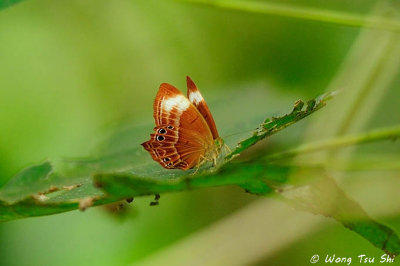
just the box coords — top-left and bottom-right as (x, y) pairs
(285, 159), (400, 171)
(179, 0), (400, 32)
(265, 126), (400, 161)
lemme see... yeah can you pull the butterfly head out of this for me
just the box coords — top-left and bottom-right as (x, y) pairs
(214, 137), (224, 150)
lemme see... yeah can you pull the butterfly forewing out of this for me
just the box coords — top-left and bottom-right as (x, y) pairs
(186, 76), (219, 140)
(153, 83), (185, 127)
(142, 82), (214, 170)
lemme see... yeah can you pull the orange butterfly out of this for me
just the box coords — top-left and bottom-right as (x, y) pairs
(141, 76), (223, 170)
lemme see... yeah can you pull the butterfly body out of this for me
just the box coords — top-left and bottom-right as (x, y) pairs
(142, 77), (222, 170)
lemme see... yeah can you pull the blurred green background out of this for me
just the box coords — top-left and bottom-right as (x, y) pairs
(1, 0), (399, 265)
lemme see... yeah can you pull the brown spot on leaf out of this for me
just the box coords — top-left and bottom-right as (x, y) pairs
(63, 184), (81, 191)
(79, 197), (94, 211)
(32, 193), (49, 202)
(49, 185), (59, 192)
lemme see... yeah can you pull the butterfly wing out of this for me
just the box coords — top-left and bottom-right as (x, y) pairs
(186, 76), (219, 140)
(142, 83), (214, 170)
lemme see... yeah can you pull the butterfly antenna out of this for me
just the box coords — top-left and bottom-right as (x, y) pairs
(223, 143), (232, 154)
(222, 128), (257, 139)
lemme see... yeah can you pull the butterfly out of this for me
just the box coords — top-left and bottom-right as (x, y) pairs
(141, 76), (224, 170)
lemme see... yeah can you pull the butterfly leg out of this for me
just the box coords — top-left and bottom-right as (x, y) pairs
(192, 161), (201, 175)
(204, 152), (219, 167)
(212, 154), (217, 166)
(192, 157), (208, 175)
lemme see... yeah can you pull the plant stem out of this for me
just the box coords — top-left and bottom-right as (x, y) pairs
(265, 126), (400, 161)
(179, 0), (400, 32)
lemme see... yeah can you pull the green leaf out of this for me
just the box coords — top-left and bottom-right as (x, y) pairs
(0, 162), (53, 204)
(94, 162), (289, 198)
(0, 199), (77, 221)
(225, 91), (335, 160)
(278, 171), (400, 256)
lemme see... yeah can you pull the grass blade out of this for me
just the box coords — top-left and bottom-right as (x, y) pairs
(179, 0), (400, 32)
